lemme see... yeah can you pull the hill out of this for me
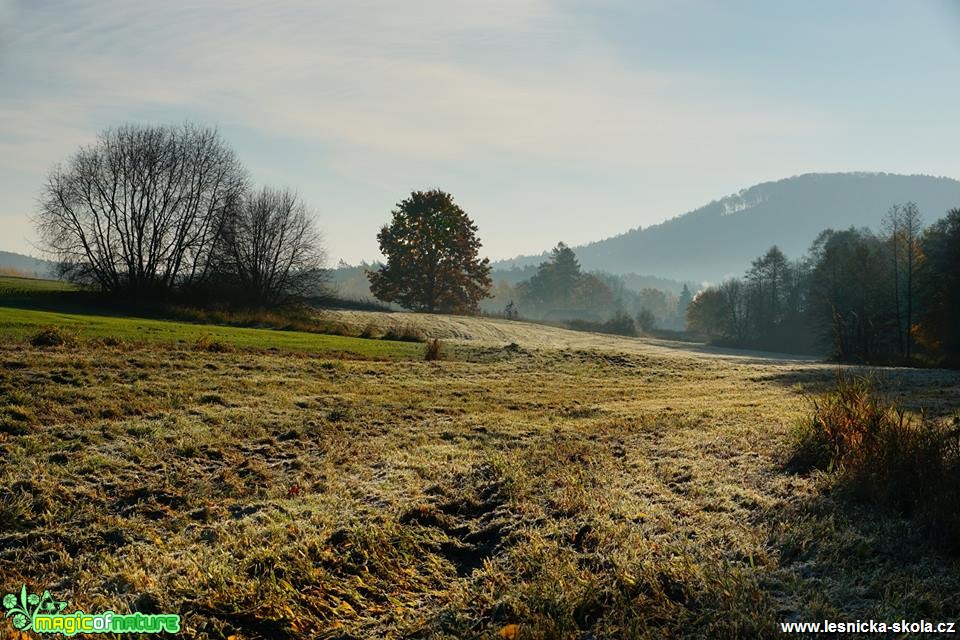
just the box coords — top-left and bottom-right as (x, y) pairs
(497, 173), (960, 281)
(0, 250), (55, 278)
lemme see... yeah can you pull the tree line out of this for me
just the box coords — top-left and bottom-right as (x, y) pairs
(339, 189), (689, 331)
(39, 123), (325, 305)
(40, 124), (499, 313)
(42, 123), (957, 368)
(485, 243), (690, 334)
(40, 122), (687, 331)
(687, 203), (960, 367)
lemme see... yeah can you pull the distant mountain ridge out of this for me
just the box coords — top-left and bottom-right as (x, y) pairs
(497, 172), (960, 282)
(0, 251), (55, 278)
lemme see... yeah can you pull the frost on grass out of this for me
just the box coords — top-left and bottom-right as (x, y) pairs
(1, 331), (959, 638)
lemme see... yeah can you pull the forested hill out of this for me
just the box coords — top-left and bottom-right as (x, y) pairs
(0, 251), (55, 278)
(497, 173), (960, 281)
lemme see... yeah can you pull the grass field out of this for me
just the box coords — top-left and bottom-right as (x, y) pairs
(2, 279), (960, 638)
(0, 277), (423, 360)
(0, 306), (423, 359)
(0, 275), (75, 294)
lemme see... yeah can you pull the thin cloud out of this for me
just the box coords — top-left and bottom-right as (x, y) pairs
(2, 0), (833, 171)
(1, 0), (957, 261)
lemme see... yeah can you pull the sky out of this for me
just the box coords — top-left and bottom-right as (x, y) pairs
(1, 0), (959, 264)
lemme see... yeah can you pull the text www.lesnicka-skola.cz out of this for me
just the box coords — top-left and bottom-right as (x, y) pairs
(780, 620), (955, 634)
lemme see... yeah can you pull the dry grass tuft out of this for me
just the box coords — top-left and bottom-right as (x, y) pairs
(382, 324), (427, 343)
(29, 326), (76, 348)
(791, 372), (960, 551)
(194, 333), (232, 352)
(358, 322), (383, 339)
(424, 338), (444, 361)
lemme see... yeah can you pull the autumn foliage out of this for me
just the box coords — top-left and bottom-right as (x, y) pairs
(368, 190), (492, 313)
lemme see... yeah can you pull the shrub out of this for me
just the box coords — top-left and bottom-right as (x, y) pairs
(97, 336), (126, 347)
(382, 325), (427, 343)
(30, 326), (76, 348)
(566, 312), (637, 337)
(565, 319), (597, 333)
(424, 338), (444, 361)
(359, 322), (383, 339)
(194, 334), (231, 352)
(602, 311), (638, 337)
(791, 372), (960, 551)
(170, 305), (320, 333)
(635, 309), (656, 333)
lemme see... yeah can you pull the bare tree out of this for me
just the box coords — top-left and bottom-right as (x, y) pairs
(37, 123), (247, 296)
(746, 245), (789, 335)
(900, 203), (924, 361)
(882, 202), (924, 359)
(219, 187), (327, 304)
(719, 278), (750, 343)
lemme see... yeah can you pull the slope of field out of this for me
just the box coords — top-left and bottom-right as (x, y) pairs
(0, 306), (423, 359)
(2, 301), (959, 638)
(323, 309), (820, 363)
(0, 275), (74, 294)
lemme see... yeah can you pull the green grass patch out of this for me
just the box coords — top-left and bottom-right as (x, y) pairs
(0, 306), (422, 359)
(0, 275), (75, 294)
(0, 275), (425, 358)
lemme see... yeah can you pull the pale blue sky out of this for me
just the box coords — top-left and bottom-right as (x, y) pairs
(1, 0), (959, 264)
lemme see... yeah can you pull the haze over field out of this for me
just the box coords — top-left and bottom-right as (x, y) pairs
(499, 173), (960, 281)
(4, 172), (960, 288)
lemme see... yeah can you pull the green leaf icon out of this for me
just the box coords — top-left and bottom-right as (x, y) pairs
(38, 591), (67, 614)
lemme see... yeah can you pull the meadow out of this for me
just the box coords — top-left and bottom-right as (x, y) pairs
(2, 277), (960, 638)
(0, 277), (422, 360)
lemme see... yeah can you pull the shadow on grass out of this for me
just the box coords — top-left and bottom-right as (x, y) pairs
(0, 287), (106, 314)
(0, 284), (344, 337)
(767, 372), (960, 625)
(759, 366), (960, 416)
(765, 487), (960, 625)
